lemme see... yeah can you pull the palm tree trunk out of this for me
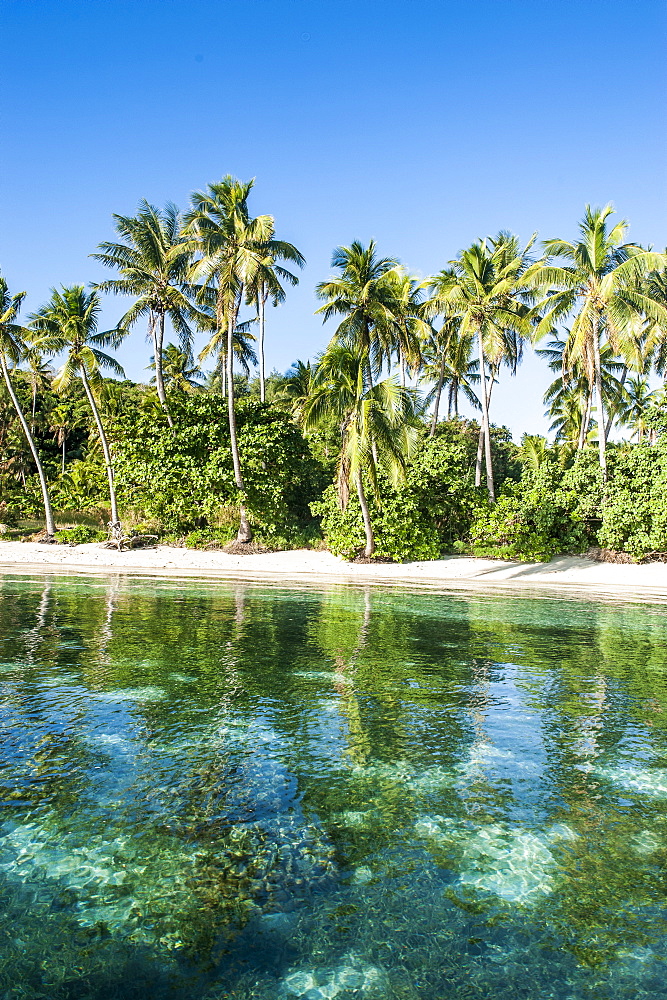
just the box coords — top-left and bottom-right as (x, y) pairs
(356, 473), (375, 558)
(152, 312), (173, 428)
(259, 285), (266, 403)
(226, 293), (252, 543)
(476, 334), (495, 502)
(400, 347), (406, 388)
(578, 389), (592, 451)
(605, 364), (627, 439)
(1, 354), (56, 537)
(592, 317), (607, 479)
(79, 366), (120, 528)
(429, 351), (447, 437)
(62, 436), (66, 475)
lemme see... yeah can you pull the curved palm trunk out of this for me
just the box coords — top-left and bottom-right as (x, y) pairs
(226, 295), (252, 543)
(79, 367), (120, 529)
(151, 312), (174, 428)
(259, 285), (266, 403)
(476, 334), (495, 502)
(355, 473), (375, 558)
(592, 317), (607, 480)
(1, 354), (56, 537)
(429, 351), (447, 437)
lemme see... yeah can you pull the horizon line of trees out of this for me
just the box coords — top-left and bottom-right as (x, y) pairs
(2, 179), (667, 557)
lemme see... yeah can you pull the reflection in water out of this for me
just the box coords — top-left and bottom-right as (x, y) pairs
(0, 573), (667, 998)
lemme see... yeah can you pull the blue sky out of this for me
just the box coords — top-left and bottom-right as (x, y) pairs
(1, 0), (666, 437)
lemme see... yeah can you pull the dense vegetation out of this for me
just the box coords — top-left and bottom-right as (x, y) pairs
(2, 183), (667, 562)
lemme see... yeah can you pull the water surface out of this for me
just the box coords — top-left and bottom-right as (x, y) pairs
(1, 572), (667, 999)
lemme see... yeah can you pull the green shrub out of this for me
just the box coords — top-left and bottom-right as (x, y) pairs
(597, 438), (667, 557)
(311, 429), (488, 562)
(111, 396), (326, 544)
(55, 524), (107, 545)
(312, 482), (440, 562)
(470, 463), (589, 562)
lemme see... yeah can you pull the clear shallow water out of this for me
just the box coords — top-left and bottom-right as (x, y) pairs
(1, 575), (667, 998)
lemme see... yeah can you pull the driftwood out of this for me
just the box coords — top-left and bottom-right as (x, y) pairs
(103, 524), (158, 552)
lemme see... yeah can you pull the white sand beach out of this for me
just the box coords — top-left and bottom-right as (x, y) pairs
(0, 541), (665, 601)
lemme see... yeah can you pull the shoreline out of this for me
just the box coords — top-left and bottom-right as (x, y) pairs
(0, 542), (666, 603)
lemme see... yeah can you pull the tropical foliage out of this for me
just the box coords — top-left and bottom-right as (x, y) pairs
(2, 190), (667, 562)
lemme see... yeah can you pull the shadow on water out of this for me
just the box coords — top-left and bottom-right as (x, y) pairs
(2, 572), (667, 998)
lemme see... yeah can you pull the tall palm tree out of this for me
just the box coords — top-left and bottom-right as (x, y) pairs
(618, 376), (656, 442)
(381, 268), (428, 385)
(17, 350), (53, 430)
(538, 335), (627, 449)
(316, 241), (399, 386)
(0, 276), (56, 537)
(186, 176), (281, 543)
(303, 345), (420, 557)
(94, 200), (195, 427)
(430, 233), (535, 500)
(420, 315), (480, 434)
(525, 205), (667, 477)
(244, 224), (304, 402)
(30, 286), (126, 535)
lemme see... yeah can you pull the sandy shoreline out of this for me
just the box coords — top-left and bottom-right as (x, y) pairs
(0, 541), (666, 602)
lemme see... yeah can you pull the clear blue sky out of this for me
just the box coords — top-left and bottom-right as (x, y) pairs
(2, 0), (666, 437)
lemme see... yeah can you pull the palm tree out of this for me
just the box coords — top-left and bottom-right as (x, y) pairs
(49, 404), (71, 474)
(316, 241), (399, 386)
(525, 205), (667, 477)
(244, 224), (304, 402)
(381, 268), (428, 385)
(186, 176), (282, 543)
(538, 335), (627, 449)
(148, 343), (204, 393)
(94, 200), (195, 427)
(30, 286), (126, 535)
(303, 345), (420, 557)
(430, 233), (535, 500)
(17, 350), (53, 430)
(273, 359), (315, 421)
(0, 276), (56, 537)
(420, 316), (480, 433)
(618, 376), (656, 442)
(196, 312), (258, 397)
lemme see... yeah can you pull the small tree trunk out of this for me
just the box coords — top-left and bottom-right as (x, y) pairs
(400, 347), (406, 387)
(356, 473), (375, 558)
(1, 354), (56, 537)
(592, 316), (607, 480)
(62, 436), (66, 475)
(429, 351), (447, 437)
(225, 292), (253, 543)
(259, 285), (266, 403)
(152, 312), (173, 428)
(477, 334), (495, 502)
(80, 366), (120, 528)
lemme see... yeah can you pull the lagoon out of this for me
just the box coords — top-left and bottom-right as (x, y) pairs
(1, 572), (667, 998)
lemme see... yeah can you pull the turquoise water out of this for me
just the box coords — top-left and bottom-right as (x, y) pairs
(1, 573), (667, 998)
